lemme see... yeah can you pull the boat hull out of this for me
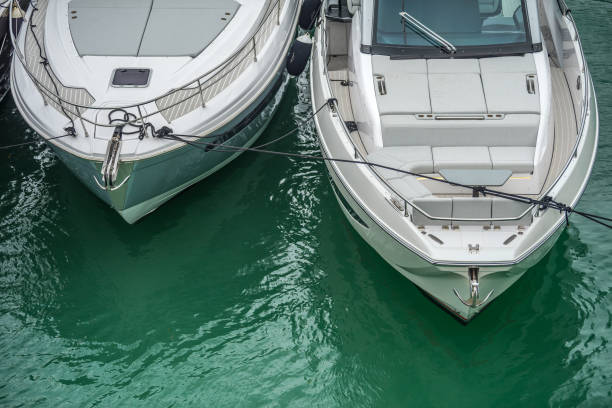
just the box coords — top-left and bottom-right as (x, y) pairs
(40, 71), (288, 223)
(326, 162), (565, 321)
(315, 81), (597, 320)
(310, 23), (599, 321)
(10, 0), (300, 224)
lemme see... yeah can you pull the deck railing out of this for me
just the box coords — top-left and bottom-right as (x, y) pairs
(10, 0), (288, 130)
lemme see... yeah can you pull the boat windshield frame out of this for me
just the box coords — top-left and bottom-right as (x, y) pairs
(370, 0), (538, 59)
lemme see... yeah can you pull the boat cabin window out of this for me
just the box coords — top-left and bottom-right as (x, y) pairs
(373, 0), (533, 57)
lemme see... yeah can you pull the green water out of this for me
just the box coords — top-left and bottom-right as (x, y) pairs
(1, 2), (611, 406)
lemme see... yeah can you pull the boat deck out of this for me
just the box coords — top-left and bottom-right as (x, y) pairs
(541, 66), (579, 193)
(68, 0), (241, 57)
(326, 60), (580, 199)
(328, 69), (368, 155)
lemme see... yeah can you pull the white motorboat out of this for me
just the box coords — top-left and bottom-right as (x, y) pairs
(10, 0), (300, 223)
(311, 0), (598, 320)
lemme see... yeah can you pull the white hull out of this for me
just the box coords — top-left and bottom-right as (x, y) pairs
(310, 1), (599, 320)
(10, 0), (301, 223)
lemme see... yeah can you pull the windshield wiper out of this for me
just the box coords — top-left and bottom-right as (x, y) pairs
(399, 11), (457, 54)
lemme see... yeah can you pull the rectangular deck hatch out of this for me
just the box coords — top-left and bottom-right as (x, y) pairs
(111, 69), (151, 87)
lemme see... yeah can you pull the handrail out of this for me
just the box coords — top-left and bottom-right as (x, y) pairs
(9, 0), (286, 129)
(320, 9), (592, 224)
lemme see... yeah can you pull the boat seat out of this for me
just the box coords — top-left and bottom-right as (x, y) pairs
(489, 146), (535, 173)
(478, 0), (501, 16)
(372, 56), (540, 170)
(452, 197), (493, 226)
(491, 198), (533, 226)
(411, 196), (534, 227)
(433, 147), (491, 171)
(387, 176), (432, 202)
(412, 197), (493, 226)
(366, 146), (433, 179)
(380, 114), (540, 147)
(433, 146), (535, 173)
(412, 197), (453, 226)
(367, 145), (535, 177)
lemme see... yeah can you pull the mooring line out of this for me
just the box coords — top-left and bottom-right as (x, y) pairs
(0, 133), (71, 150)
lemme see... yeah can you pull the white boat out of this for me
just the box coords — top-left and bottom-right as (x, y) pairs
(10, 0), (300, 223)
(311, 0), (598, 321)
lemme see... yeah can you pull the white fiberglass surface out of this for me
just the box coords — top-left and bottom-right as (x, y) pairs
(68, 0), (240, 57)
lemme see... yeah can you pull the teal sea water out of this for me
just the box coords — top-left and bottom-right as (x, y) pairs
(1, 2), (611, 406)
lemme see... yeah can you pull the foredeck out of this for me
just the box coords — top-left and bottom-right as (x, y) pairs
(68, 0), (241, 57)
(15, 0), (286, 130)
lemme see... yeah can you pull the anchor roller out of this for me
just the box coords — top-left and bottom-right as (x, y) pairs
(453, 267), (494, 308)
(94, 126), (130, 191)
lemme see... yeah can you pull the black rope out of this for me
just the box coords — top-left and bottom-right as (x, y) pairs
(0, 133), (72, 150)
(153, 98), (610, 230)
(162, 132), (612, 229)
(252, 102), (329, 149)
(170, 101), (330, 152)
(106, 108), (172, 140)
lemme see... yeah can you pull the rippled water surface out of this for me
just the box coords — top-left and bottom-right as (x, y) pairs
(1, 2), (612, 406)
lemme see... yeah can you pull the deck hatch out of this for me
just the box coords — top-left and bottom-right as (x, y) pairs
(112, 68), (151, 87)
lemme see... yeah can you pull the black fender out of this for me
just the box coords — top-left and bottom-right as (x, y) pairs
(298, 0), (322, 31)
(286, 34), (312, 77)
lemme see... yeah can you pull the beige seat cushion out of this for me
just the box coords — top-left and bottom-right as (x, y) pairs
(412, 198), (453, 226)
(380, 114), (540, 147)
(433, 147), (492, 172)
(387, 177), (432, 201)
(489, 146), (535, 173)
(492, 198), (533, 226)
(428, 73), (487, 114)
(452, 197), (493, 226)
(366, 146), (433, 179)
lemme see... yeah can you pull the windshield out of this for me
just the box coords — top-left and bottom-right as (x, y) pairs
(374, 0), (531, 56)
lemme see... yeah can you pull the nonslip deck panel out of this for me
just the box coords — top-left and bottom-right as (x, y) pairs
(68, 0), (240, 57)
(68, 1), (151, 56)
(541, 67), (579, 192)
(25, 0), (95, 117)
